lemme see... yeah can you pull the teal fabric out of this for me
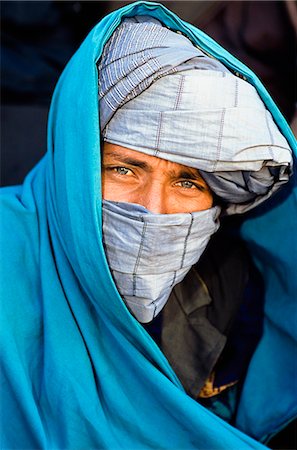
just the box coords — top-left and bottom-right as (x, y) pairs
(199, 385), (239, 424)
(0, 2), (296, 448)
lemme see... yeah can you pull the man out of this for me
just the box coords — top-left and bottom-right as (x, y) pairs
(1, 3), (296, 449)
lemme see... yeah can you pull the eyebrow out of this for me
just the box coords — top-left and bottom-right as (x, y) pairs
(103, 151), (149, 170)
(103, 150), (204, 181)
(175, 170), (203, 181)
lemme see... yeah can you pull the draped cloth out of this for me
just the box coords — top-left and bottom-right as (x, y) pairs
(98, 17), (230, 128)
(99, 17), (293, 214)
(1, 2), (296, 449)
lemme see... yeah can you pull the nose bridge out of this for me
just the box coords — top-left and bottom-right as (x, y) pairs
(142, 178), (167, 214)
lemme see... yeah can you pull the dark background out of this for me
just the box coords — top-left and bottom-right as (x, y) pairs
(1, 1), (296, 187)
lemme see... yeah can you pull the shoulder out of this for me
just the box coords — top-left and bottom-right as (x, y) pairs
(194, 228), (255, 334)
(0, 185), (41, 322)
(1, 185), (40, 270)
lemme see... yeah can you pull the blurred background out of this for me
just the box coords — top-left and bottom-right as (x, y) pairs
(0, 1), (296, 448)
(1, 1), (296, 187)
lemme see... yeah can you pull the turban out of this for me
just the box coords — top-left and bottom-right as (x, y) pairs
(98, 17), (293, 214)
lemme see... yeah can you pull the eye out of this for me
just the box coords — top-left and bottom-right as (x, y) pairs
(177, 180), (205, 190)
(175, 179), (208, 193)
(114, 166), (132, 176)
(179, 180), (196, 189)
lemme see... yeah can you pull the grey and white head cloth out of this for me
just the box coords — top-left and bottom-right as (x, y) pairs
(98, 17), (293, 323)
(98, 16), (293, 214)
(102, 200), (220, 323)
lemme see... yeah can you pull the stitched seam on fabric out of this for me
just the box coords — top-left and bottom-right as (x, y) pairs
(152, 301), (158, 320)
(154, 112), (163, 156)
(148, 57), (162, 80)
(153, 25), (168, 46)
(180, 214), (194, 269)
(130, 25), (142, 56)
(170, 271), (177, 287)
(214, 108), (226, 171)
(234, 78), (239, 107)
(112, 24), (124, 60)
(133, 218), (147, 296)
(173, 75), (185, 110)
(265, 110), (274, 159)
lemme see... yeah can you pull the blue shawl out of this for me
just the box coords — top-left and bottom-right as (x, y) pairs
(1, 2), (296, 448)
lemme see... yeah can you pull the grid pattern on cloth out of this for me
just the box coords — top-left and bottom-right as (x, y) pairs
(98, 16), (229, 129)
(102, 200), (220, 322)
(99, 16), (293, 214)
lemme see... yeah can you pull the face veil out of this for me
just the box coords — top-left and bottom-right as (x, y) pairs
(102, 200), (220, 323)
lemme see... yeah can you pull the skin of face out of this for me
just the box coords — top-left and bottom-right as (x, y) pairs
(102, 142), (213, 214)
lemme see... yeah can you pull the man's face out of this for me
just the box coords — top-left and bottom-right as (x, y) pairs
(102, 143), (213, 214)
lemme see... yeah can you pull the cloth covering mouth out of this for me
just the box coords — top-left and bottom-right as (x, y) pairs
(98, 16), (293, 215)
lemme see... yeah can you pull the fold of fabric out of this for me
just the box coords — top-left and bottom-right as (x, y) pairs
(98, 16), (229, 129)
(99, 18), (292, 214)
(102, 200), (220, 322)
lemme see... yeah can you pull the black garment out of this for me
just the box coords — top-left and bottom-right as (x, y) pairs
(145, 230), (265, 402)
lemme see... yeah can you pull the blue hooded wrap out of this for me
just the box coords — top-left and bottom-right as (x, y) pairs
(1, 2), (296, 449)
